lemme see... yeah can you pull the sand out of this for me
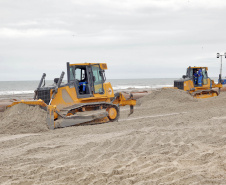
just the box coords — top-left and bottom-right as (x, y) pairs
(0, 103), (48, 135)
(0, 88), (225, 184)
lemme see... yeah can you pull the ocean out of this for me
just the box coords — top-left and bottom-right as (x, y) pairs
(0, 77), (220, 97)
(0, 78), (176, 96)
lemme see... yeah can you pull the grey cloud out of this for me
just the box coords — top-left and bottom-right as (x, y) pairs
(0, 0), (226, 80)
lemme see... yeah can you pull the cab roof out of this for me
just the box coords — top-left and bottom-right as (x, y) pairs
(69, 63), (107, 70)
(187, 66), (208, 70)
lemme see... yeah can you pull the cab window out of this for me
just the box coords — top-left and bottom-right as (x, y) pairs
(202, 68), (208, 85)
(75, 68), (86, 81)
(92, 65), (104, 94)
(202, 68), (208, 79)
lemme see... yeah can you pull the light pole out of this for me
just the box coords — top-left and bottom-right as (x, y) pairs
(216, 52), (226, 83)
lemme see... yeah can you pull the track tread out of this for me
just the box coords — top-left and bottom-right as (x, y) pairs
(57, 102), (119, 122)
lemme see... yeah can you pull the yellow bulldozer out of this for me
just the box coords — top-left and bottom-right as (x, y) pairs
(174, 66), (223, 98)
(8, 63), (136, 129)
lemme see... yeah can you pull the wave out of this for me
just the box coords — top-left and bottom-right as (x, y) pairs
(0, 90), (34, 95)
(0, 85), (174, 95)
(112, 85), (173, 90)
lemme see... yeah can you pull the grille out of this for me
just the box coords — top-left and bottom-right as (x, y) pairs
(174, 81), (184, 90)
(37, 88), (52, 104)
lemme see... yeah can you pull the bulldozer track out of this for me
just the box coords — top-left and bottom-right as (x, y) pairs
(190, 89), (218, 98)
(57, 102), (120, 122)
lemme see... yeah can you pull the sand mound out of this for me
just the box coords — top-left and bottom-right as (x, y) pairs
(137, 88), (197, 106)
(0, 103), (48, 135)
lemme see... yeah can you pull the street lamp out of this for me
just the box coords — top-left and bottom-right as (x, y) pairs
(216, 52), (226, 83)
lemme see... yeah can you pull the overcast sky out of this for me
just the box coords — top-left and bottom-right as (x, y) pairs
(1, 0), (226, 81)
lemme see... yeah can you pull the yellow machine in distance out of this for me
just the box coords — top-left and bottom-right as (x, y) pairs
(8, 63), (136, 129)
(174, 66), (222, 98)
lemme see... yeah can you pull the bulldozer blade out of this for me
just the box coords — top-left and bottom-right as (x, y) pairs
(7, 99), (47, 108)
(55, 117), (95, 128)
(46, 108), (55, 130)
(129, 105), (134, 116)
(53, 109), (109, 129)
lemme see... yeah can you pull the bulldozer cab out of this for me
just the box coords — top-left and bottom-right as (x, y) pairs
(67, 63), (106, 98)
(186, 67), (208, 86)
(175, 65), (220, 98)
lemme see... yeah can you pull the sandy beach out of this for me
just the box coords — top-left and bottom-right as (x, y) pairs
(0, 88), (225, 184)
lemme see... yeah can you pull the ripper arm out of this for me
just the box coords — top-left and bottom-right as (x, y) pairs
(111, 92), (136, 115)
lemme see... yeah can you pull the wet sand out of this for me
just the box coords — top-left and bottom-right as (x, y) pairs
(0, 88), (225, 184)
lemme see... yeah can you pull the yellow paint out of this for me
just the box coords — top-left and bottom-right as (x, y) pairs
(188, 66), (208, 70)
(69, 63), (107, 70)
(184, 80), (194, 91)
(112, 92), (136, 106)
(107, 107), (117, 120)
(193, 91), (218, 99)
(7, 99), (47, 108)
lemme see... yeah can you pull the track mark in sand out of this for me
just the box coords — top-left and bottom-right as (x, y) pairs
(120, 112), (187, 122)
(211, 116), (226, 120)
(0, 133), (41, 142)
